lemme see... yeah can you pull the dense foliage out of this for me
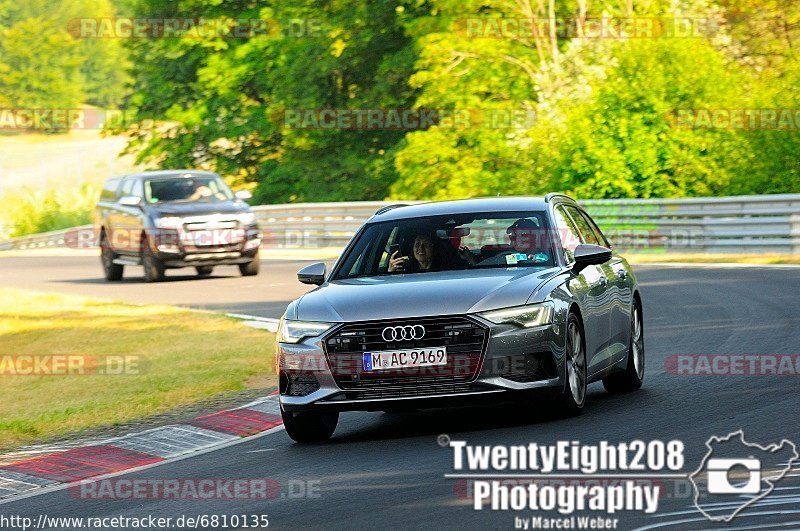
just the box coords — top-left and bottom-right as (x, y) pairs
(0, 0), (129, 110)
(3, 0), (800, 201)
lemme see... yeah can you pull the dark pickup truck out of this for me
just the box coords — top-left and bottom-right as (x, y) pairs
(94, 170), (261, 282)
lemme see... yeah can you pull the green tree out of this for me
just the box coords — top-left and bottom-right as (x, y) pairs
(121, 0), (428, 202)
(0, 0), (129, 112)
(0, 17), (85, 110)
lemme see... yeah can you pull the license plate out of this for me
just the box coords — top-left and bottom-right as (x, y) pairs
(363, 347), (447, 371)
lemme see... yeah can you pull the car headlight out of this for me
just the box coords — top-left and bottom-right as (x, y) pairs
(154, 216), (183, 229)
(277, 318), (335, 344)
(237, 212), (256, 225)
(480, 303), (554, 327)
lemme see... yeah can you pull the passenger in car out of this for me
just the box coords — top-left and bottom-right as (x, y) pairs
(460, 218), (551, 267)
(388, 233), (447, 273)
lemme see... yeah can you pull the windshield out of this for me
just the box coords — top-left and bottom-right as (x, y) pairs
(145, 176), (234, 204)
(334, 211), (557, 279)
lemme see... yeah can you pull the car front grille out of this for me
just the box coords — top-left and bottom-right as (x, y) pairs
(323, 316), (488, 392)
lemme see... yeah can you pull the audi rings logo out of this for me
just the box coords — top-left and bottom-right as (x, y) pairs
(382, 325), (426, 342)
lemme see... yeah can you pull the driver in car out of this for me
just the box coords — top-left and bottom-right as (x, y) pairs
(460, 218), (551, 266)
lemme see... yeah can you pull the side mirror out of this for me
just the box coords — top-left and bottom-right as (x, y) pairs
(235, 190), (253, 201)
(298, 262), (326, 285)
(118, 195), (142, 208)
(572, 244), (612, 274)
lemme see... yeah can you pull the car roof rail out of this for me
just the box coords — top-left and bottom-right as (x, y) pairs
(374, 204), (408, 215)
(544, 193), (577, 204)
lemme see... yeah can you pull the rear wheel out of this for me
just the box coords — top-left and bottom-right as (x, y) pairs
(142, 239), (165, 283)
(196, 266), (214, 277)
(281, 407), (338, 443)
(603, 302), (644, 393)
(556, 313), (587, 416)
(239, 254), (260, 276)
(100, 233), (123, 281)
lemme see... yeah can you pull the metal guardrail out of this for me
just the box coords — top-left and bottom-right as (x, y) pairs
(3, 194), (800, 254)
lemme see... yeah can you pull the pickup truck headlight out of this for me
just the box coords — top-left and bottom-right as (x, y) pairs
(480, 303), (554, 327)
(237, 212), (256, 225)
(154, 216), (183, 229)
(277, 318), (335, 344)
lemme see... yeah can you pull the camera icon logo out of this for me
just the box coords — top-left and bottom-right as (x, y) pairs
(706, 458), (761, 494)
(690, 430), (798, 522)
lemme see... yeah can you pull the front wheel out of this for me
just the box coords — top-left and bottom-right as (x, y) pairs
(556, 313), (587, 416)
(239, 255), (260, 276)
(603, 303), (644, 393)
(142, 240), (165, 283)
(100, 234), (123, 281)
(281, 407), (338, 443)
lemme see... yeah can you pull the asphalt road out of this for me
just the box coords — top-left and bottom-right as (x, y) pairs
(0, 256), (319, 318)
(1, 256), (800, 530)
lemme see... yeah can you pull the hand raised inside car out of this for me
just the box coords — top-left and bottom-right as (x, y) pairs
(388, 250), (408, 272)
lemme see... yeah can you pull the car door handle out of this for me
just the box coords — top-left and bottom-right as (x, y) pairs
(616, 269), (627, 279)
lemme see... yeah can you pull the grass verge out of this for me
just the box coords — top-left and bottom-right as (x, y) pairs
(0, 287), (275, 451)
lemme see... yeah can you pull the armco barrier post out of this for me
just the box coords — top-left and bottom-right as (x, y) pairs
(792, 214), (800, 254)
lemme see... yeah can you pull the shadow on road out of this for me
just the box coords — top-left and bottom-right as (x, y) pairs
(323, 387), (660, 445)
(54, 273), (237, 284)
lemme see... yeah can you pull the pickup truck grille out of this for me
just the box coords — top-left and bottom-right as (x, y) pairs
(324, 316), (488, 392)
(180, 217), (243, 250)
(183, 219), (238, 231)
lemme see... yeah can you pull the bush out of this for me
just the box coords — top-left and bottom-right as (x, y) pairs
(0, 184), (96, 239)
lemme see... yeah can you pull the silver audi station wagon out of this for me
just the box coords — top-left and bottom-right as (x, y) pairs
(277, 195), (643, 442)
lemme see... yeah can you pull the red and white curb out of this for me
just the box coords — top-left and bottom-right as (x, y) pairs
(0, 394), (283, 503)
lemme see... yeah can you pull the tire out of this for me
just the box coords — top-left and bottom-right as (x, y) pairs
(196, 266), (214, 277)
(142, 239), (165, 283)
(239, 254), (260, 276)
(281, 407), (338, 443)
(100, 233), (123, 281)
(603, 302), (644, 393)
(556, 313), (587, 416)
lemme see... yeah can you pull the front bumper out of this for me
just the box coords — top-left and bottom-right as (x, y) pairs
(158, 248), (259, 268)
(278, 315), (567, 413)
(153, 227), (261, 267)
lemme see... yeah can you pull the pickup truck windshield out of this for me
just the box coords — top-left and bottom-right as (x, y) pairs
(145, 176), (234, 203)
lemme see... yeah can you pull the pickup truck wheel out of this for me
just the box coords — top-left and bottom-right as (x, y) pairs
(100, 234), (123, 281)
(142, 240), (165, 282)
(196, 266), (214, 277)
(238, 255), (260, 276)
